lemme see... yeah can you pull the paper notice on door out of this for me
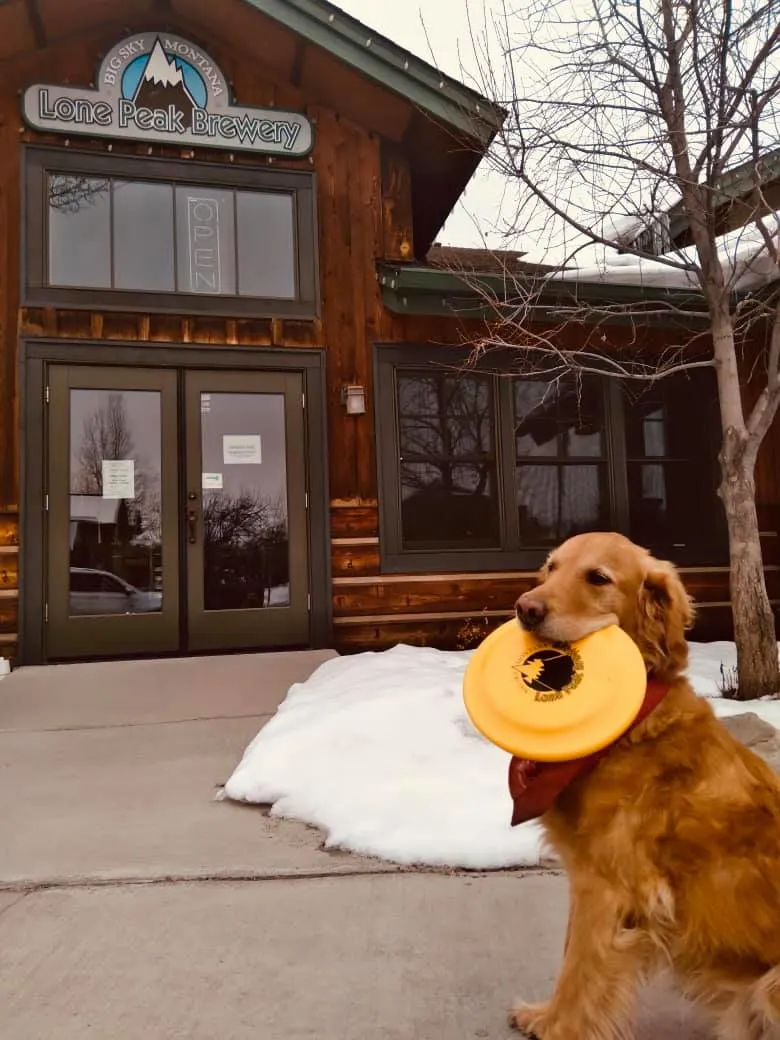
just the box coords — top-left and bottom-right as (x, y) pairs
(102, 459), (135, 499)
(202, 472), (224, 490)
(223, 435), (262, 465)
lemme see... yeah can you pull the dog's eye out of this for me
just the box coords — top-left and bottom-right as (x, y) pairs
(586, 570), (612, 586)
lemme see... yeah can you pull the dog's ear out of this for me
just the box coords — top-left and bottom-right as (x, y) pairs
(635, 558), (695, 680)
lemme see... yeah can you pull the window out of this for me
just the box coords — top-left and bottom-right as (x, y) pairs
(623, 381), (718, 550)
(514, 378), (610, 544)
(375, 345), (725, 572)
(25, 147), (318, 318)
(397, 372), (500, 548)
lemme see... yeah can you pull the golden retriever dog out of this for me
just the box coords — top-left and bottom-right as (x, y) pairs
(510, 531), (780, 1040)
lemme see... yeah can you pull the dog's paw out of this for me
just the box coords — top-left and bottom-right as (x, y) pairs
(508, 1000), (550, 1037)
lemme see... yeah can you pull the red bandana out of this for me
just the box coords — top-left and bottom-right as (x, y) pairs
(508, 679), (670, 826)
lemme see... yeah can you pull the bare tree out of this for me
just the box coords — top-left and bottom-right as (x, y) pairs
(73, 394), (157, 547)
(202, 491), (288, 608)
(397, 372), (499, 544)
(457, 0), (780, 698)
(202, 490), (273, 546)
(49, 175), (110, 213)
(75, 393), (134, 495)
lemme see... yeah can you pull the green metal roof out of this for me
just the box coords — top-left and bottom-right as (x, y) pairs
(377, 261), (713, 328)
(243, 0), (505, 144)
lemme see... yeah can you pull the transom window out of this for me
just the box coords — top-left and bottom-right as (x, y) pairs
(25, 147), (318, 319)
(375, 345), (725, 572)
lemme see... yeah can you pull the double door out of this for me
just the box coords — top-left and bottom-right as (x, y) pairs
(45, 365), (309, 659)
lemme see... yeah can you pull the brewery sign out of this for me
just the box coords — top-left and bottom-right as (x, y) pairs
(22, 32), (313, 156)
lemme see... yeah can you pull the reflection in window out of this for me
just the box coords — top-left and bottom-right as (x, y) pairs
(623, 381), (718, 549)
(397, 372), (499, 548)
(516, 465), (608, 544)
(380, 356), (723, 566)
(113, 181), (175, 292)
(514, 379), (605, 458)
(514, 376), (609, 545)
(47, 174), (296, 300)
(48, 176), (111, 288)
(68, 389), (163, 616)
(200, 393), (290, 611)
(237, 192), (296, 299)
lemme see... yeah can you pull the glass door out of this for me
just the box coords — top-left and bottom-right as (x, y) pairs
(183, 370), (309, 651)
(46, 366), (180, 659)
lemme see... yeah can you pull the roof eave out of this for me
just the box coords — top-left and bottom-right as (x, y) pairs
(244, 0), (505, 145)
(668, 148), (780, 246)
(377, 262), (713, 329)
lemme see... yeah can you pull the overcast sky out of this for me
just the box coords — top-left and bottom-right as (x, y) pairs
(332, 0), (780, 289)
(332, 0), (508, 250)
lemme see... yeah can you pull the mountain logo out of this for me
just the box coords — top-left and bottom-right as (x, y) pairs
(512, 645), (584, 702)
(22, 31), (314, 157)
(121, 38), (206, 130)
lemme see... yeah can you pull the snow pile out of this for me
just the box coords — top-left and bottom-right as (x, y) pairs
(224, 645), (544, 868)
(688, 641), (780, 728)
(222, 641), (780, 869)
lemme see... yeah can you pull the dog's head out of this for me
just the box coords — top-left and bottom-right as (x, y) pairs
(515, 532), (694, 680)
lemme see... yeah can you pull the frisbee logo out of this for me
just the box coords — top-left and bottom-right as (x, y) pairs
(463, 621), (647, 761)
(513, 645), (584, 703)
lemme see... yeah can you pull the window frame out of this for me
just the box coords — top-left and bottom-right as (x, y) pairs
(374, 343), (727, 573)
(23, 145), (320, 320)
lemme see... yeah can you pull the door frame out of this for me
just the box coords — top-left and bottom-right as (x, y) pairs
(184, 368), (311, 652)
(46, 364), (181, 659)
(19, 338), (332, 664)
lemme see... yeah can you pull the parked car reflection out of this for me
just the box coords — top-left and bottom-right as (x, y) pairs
(69, 567), (163, 616)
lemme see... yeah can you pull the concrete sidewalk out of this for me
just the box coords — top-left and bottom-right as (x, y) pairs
(0, 650), (392, 886)
(0, 651), (714, 1039)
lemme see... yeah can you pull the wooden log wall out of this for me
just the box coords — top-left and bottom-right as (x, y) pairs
(329, 498), (780, 653)
(0, 510), (18, 663)
(3, 495), (776, 662)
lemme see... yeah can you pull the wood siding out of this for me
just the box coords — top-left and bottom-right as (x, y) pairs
(0, 511), (19, 661)
(328, 498), (780, 652)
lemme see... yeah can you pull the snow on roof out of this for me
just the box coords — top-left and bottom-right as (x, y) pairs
(546, 219), (780, 292)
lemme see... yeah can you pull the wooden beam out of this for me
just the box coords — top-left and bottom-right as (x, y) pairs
(290, 37), (306, 88)
(25, 0), (46, 49)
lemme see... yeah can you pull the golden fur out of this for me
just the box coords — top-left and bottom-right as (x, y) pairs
(510, 532), (780, 1040)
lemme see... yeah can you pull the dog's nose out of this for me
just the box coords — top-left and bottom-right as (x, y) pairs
(515, 594), (548, 629)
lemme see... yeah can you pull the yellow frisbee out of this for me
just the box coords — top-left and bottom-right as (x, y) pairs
(463, 620), (647, 762)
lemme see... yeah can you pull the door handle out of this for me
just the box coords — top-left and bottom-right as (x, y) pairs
(187, 509), (198, 545)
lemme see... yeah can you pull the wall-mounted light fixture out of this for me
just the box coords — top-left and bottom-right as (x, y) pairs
(341, 384), (367, 416)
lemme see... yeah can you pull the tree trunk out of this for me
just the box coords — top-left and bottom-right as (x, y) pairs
(720, 457), (780, 700)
